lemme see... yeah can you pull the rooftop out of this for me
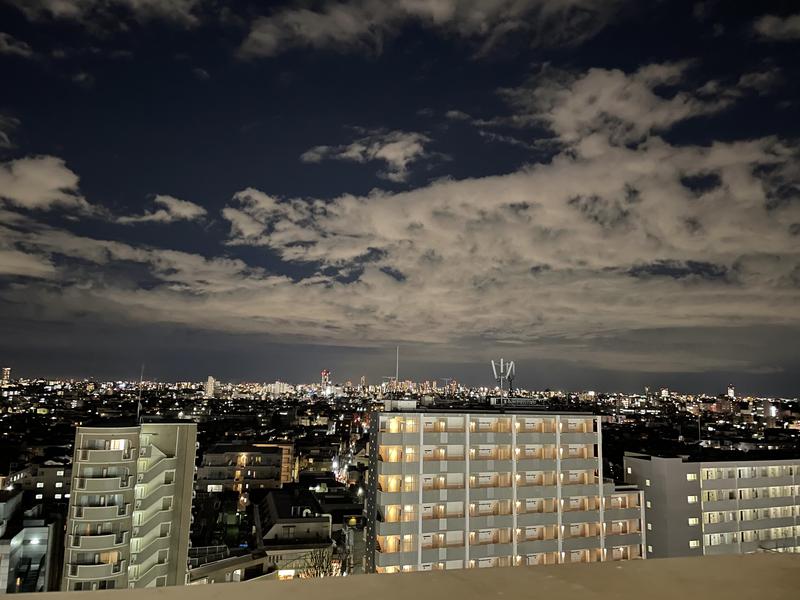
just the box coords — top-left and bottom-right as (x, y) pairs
(24, 554), (800, 600)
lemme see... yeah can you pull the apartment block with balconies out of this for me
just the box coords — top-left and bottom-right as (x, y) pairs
(62, 421), (197, 592)
(624, 453), (800, 558)
(365, 409), (645, 573)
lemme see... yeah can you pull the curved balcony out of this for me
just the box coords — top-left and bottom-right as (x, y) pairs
(74, 475), (133, 492)
(77, 448), (137, 463)
(73, 503), (132, 520)
(68, 532), (128, 550)
(67, 560), (126, 579)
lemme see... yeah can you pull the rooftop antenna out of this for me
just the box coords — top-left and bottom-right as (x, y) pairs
(395, 346), (399, 395)
(491, 359), (515, 396)
(137, 363), (145, 423)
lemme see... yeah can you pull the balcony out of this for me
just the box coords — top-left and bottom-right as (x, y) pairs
(66, 560), (126, 579)
(74, 475), (133, 492)
(78, 448), (137, 463)
(68, 532), (128, 550)
(73, 504), (132, 520)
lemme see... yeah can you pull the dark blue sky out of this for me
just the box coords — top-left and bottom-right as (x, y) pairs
(0, 0), (799, 394)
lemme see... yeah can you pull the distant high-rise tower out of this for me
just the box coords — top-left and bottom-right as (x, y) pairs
(727, 384), (735, 400)
(204, 376), (216, 399)
(62, 421), (197, 591)
(321, 369), (331, 386)
(360, 375), (366, 388)
(1, 367), (10, 384)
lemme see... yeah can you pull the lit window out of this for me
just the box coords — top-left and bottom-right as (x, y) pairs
(686, 473), (697, 481)
(687, 495), (698, 504)
(688, 518), (699, 526)
(645, 479), (651, 487)
(55, 493), (62, 499)
(626, 467), (632, 474)
(55, 482), (63, 488)
(689, 540), (700, 548)
(57, 470), (65, 477)
(35, 494), (43, 500)
(36, 482), (44, 488)
(647, 545), (653, 553)
(65, 494), (70, 498)
(646, 501), (652, 508)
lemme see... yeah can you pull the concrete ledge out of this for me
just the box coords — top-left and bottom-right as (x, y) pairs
(28, 554), (799, 600)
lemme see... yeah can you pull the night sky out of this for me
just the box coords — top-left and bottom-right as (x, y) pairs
(1, 1), (799, 394)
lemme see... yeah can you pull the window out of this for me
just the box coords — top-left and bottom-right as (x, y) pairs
(647, 545), (653, 553)
(645, 479), (651, 487)
(57, 470), (65, 476)
(688, 518), (700, 526)
(626, 467), (632, 475)
(689, 540), (700, 548)
(687, 495), (698, 504)
(36, 482), (44, 488)
(55, 493), (62, 499)
(35, 494), (43, 499)
(686, 473), (698, 481)
(55, 482), (63, 488)
(646, 523), (652, 531)
(646, 501), (652, 508)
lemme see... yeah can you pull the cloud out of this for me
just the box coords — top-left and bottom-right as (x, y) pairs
(736, 68), (783, 95)
(445, 110), (472, 120)
(301, 130), (432, 182)
(192, 67), (210, 80)
(0, 155), (92, 212)
(117, 194), (207, 225)
(1, 61), (798, 376)
(72, 71), (94, 87)
(238, 0), (625, 58)
(0, 115), (20, 149)
(500, 62), (733, 144)
(754, 14), (800, 41)
(6, 0), (203, 26)
(0, 32), (34, 58)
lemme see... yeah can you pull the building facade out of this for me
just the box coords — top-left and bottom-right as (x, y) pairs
(62, 422), (197, 591)
(196, 443), (293, 495)
(365, 410), (644, 573)
(624, 453), (800, 558)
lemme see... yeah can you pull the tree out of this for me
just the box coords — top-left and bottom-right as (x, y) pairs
(300, 547), (335, 578)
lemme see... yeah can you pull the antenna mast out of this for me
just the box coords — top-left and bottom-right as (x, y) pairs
(491, 359), (515, 396)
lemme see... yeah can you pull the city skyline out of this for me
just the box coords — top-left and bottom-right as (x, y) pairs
(1, 1), (799, 393)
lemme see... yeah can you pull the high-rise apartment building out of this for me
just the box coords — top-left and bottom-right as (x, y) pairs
(62, 421), (197, 591)
(203, 377), (216, 399)
(365, 409), (644, 573)
(624, 453), (800, 558)
(1, 367), (10, 385)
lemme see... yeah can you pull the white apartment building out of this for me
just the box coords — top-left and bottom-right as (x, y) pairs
(625, 453), (800, 558)
(365, 409), (644, 573)
(62, 421), (197, 591)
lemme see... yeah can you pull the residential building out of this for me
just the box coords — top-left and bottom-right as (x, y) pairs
(624, 452), (800, 557)
(62, 421), (197, 591)
(196, 443), (294, 497)
(18, 459), (71, 503)
(365, 408), (644, 573)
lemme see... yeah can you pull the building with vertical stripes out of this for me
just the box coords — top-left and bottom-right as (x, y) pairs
(365, 408), (644, 573)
